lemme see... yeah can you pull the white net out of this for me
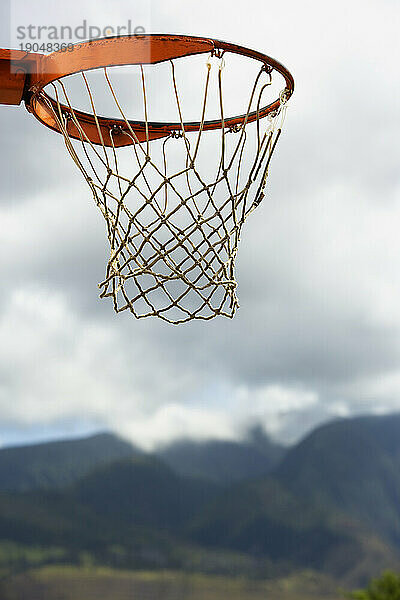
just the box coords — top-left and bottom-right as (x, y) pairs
(41, 52), (288, 324)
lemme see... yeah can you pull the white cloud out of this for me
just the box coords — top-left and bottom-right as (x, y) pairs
(116, 403), (236, 451)
(232, 385), (319, 439)
(0, 287), (126, 424)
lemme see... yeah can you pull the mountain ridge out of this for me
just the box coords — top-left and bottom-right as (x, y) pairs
(0, 432), (140, 492)
(1, 414), (400, 586)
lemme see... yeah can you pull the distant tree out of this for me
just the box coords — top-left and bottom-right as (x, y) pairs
(347, 571), (400, 600)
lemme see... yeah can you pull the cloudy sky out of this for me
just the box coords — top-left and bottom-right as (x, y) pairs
(0, 0), (399, 450)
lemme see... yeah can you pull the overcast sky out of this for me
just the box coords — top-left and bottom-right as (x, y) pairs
(0, 0), (399, 449)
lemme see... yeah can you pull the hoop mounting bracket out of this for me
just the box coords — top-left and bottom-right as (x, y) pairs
(0, 49), (42, 105)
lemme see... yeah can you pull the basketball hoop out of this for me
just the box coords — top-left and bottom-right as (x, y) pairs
(0, 35), (294, 324)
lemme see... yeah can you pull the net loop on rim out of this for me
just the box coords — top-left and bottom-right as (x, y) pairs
(41, 46), (290, 324)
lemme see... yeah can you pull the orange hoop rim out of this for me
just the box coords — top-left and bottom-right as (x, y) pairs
(22, 34), (294, 147)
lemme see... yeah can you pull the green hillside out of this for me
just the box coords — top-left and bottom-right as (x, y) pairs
(186, 477), (399, 584)
(71, 455), (220, 530)
(275, 415), (400, 548)
(0, 488), (183, 574)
